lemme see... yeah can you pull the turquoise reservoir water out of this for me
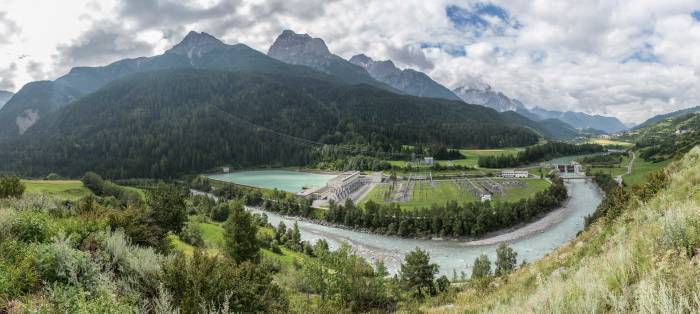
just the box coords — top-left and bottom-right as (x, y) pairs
(209, 170), (337, 192)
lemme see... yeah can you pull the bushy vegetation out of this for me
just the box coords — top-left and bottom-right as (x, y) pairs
(478, 142), (605, 168)
(0, 176), (25, 199)
(81, 172), (141, 206)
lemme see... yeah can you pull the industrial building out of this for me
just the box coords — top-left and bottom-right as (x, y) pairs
(501, 170), (529, 178)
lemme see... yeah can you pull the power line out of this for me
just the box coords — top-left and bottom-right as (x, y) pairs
(208, 103), (409, 158)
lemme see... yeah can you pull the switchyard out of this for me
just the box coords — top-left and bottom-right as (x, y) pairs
(361, 172), (542, 209)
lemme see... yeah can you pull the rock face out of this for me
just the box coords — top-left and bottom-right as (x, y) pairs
(267, 30), (392, 90)
(452, 78), (535, 119)
(267, 30), (332, 68)
(349, 54), (460, 101)
(0, 91), (13, 109)
(0, 81), (80, 138)
(166, 31), (225, 60)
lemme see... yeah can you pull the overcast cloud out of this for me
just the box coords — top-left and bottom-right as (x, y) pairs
(1, 0), (700, 123)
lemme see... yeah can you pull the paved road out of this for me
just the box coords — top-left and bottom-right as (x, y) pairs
(615, 151), (635, 186)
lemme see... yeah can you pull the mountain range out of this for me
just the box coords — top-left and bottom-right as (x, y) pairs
(633, 105), (700, 130)
(348, 54), (460, 100)
(0, 30), (561, 178)
(450, 77), (627, 133)
(529, 107), (628, 133)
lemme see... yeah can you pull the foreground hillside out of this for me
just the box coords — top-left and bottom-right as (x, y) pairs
(423, 146), (700, 313)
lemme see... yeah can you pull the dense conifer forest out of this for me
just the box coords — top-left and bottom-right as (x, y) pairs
(0, 69), (540, 178)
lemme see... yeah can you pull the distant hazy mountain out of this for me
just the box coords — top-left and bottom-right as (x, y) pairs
(530, 107), (627, 133)
(267, 30), (394, 91)
(453, 81), (526, 112)
(0, 91), (13, 109)
(634, 106), (700, 130)
(348, 54), (459, 100)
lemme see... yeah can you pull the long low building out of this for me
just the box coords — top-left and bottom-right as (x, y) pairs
(501, 170), (529, 178)
(326, 171), (364, 202)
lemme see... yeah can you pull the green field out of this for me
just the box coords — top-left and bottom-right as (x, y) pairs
(360, 177), (550, 210)
(623, 158), (673, 187)
(492, 179), (552, 202)
(583, 154), (631, 177)
(21, 180), (92, 200)
(386, 147), (522, 169)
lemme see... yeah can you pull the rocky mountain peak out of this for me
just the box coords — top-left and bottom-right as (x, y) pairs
(166, 31), (225, 58)
(348, 54), (373, 67)
(268, 30), (331, 61)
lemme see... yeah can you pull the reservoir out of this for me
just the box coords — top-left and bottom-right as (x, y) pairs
(209, 170), (337, 193)
(249, 180), (602, 276)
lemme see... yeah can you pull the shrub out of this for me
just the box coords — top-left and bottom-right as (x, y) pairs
(33, 234), (99, 291)
(180, 222), (204, 248)
(98, 228), (164, 298)
(161, 250), (287, 313)
(10, 211), (51, 243)
(209, 202), (231, 222)
(660, 207), (700, 257)
(0, 240), (40, 304)
(0, 176), (25, 199)
(39, 282), (135, 313)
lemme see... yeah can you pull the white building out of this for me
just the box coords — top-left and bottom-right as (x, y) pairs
(480, 194), (492, 202)
(222, 167), (230, 173)
(501, 170), (529, 178)
(326, 171), (364, 201)
(424, 157), (434, 165)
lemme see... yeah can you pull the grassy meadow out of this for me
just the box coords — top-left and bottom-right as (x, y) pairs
(21, 180), (92, 200)
(623, 157), (673, 187)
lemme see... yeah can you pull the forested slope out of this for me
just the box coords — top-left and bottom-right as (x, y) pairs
(0, 69), (539, 178)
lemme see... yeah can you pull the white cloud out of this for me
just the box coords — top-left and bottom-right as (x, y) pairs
(1, 0), (700, 122)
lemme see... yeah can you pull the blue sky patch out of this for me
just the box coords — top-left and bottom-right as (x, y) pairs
(623, 43), (659, 63)
(420, 42), (467, 57)
(692, 10), (700, 21)
(446, 3), (521, 35)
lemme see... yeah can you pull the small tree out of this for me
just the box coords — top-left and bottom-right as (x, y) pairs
(436, 275), (450, 293)
(0, 176), (25, 199)
(147, 183), (187, 234)
(399, 247), (439, 297)
(495, 242), (518, 276)
(223, 201), (259, 264)
(471, 254), (491, 279)
(290, 222), (302, 250)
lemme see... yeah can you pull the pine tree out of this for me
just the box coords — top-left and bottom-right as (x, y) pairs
(399, 247), (439, 297)
(223, 201), (260, 264)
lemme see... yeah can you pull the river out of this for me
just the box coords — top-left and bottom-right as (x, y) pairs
(248, 179), (602, 276)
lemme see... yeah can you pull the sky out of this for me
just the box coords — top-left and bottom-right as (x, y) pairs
(1, 0), (700, 123)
